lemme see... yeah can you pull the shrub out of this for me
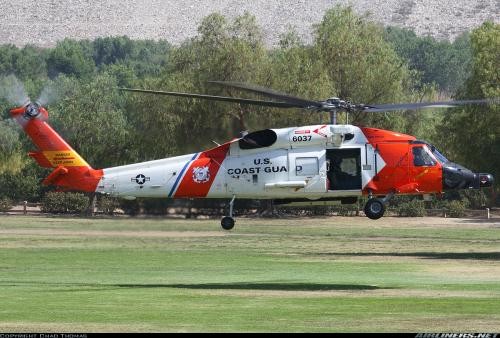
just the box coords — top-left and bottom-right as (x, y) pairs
(0, 163), (45, 202)
(142, 198), (171, 215)
(0, 197), (12, 212)
(395, 200), (425, 217)
(40, 192), (89, 214)
(445, 200), (467, 218)
(97, 195), (119, 215)
(460, 190), (489, 209)
(119, 198), (141, 216)
(332, 204), (358, 216)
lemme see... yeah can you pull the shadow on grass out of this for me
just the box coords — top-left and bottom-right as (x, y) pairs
(317, 252), (500, 260)
(1, 281), (382, 291)
(115, 282), (381, 291)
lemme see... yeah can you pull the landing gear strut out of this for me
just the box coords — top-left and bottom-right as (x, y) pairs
(221, 195), (236, 230)
(364, 191), (394, 220)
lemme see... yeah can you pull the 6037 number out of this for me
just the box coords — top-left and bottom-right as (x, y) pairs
(292, 135), (312, 142)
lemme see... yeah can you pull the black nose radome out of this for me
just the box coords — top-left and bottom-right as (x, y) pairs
(442, 163), (475, 190)
(476, 173), (494, 188)
(443, 163), (494, 190)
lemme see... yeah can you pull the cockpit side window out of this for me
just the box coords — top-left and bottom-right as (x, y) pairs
(429, 144), (449, 164)
(412, 146), (436, 166)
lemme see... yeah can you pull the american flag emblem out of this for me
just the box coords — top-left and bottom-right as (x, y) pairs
(294, 130), (310, 134)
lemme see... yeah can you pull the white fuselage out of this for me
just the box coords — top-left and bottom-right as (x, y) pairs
(95, 125), (385, 200)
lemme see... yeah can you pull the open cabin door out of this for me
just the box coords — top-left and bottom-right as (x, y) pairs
(326, 148), (362, 191)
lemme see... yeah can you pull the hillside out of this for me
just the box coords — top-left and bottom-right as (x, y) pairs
(0, 0), (498, 47)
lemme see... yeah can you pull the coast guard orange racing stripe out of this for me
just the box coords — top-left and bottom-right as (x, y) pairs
(173, 142), (231, 198)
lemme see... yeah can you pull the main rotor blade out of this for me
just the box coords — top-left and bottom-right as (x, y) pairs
(362, 98), (499, 113)
(118, 88), (302, 108)
(209, 81), (323, 109)
(119, 88), (301, 109)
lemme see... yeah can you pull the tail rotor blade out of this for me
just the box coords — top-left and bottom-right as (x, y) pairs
(37, 82), (59, 107)
(0, 75), (29, 106)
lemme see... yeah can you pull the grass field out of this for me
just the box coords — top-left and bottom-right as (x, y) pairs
(0, 214), (499, 332)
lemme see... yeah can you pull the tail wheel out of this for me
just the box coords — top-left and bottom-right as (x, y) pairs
(364, 198), (385, 220)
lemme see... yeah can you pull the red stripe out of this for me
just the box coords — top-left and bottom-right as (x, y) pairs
(174, 142), (231, 198)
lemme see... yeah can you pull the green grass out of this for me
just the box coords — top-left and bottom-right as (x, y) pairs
(0, 215), (499, 332)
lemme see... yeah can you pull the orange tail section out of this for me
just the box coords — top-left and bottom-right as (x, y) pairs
(10, 103), (103, 192)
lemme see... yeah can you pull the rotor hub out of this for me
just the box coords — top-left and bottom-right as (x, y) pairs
(24, 102), (40, 118)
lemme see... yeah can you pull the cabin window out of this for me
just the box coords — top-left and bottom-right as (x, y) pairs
(295, 157), (319, 176)
(239, 129), (277, 149)
(412, 146), (436, 166)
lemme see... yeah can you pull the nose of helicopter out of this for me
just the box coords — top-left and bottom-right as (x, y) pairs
(442, 163), (494, 190)
(478, 173), (495, 188)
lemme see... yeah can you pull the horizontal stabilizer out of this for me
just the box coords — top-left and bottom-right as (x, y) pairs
(42, 166), (69, 186)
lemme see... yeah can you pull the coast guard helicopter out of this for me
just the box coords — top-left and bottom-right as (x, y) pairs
(9, 81), (495, 229)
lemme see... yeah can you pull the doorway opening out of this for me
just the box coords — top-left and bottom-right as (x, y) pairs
(326, 148), (361, 190)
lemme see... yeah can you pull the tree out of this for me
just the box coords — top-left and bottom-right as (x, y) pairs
(384, 26), (472, 94)
(0, 45), (18, 75)
(48, 74), (132, 168)
(47, 39), (95, 78)
(0, 120), (24, 174)
(438, 22), (499, 192)
(14, 45), (48, 81)
(312, 6), (413, 130)
(93, 36), (134, 66)
(163, 12), (271, 152)
(121, 39), (170, 78)
(122, 75), (182, 162)
(264, 28), (334, 127)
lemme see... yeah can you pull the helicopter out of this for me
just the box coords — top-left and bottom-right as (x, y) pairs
(9, 81), (495, 230)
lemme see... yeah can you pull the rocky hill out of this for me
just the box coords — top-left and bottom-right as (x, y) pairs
(0, 0), (498, 47)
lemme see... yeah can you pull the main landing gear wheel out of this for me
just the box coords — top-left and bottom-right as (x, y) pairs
(364, 198), (385, 220)
(221, 195), (236, 231)
(221, 216), (235, 230)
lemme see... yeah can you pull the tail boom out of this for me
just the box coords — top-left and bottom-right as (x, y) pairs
(10, 103), (103, 192)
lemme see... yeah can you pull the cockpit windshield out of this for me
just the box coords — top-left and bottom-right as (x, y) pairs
(429, 144), (449, 164)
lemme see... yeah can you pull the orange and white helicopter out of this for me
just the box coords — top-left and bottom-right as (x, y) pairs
(9, 81), (495, 229)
